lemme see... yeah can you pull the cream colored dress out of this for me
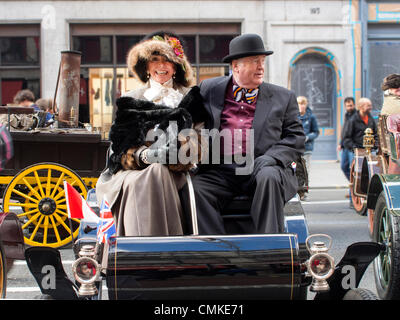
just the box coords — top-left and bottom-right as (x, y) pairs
(96, 79), (190, 236)
(380, 91), (400, 116)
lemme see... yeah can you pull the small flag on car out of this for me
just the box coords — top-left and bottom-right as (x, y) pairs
(97, 198), (116, 244)
(291, 161), (297, 172)
(64, 181), (99, 224)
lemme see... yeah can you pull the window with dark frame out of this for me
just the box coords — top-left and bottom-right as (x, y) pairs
(70, 23), (240, 136)
(0, 25), (41, 106)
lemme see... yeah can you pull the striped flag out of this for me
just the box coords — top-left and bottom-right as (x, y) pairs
(64, 181), (99, 224)
(97, 198), (116, 243)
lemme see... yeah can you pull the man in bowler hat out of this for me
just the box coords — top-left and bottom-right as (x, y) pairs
(187, 33), (305, 234)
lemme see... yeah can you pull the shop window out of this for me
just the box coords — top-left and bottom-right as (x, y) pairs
(116, 35), (143, 64)
(0, 36), (40, 66)
(368, 40), (400, 114)
(0, 29), (40, 105)
(71, 23), (239, 137)
(73, 36), (113, 64)
(199, 35), (233, 63)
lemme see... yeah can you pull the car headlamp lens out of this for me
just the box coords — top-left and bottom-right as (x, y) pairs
(308, 253), (334, 280)
(73, 257), (99, 285)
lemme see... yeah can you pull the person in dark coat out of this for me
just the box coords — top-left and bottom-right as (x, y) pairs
(342, 97), (378, 151)
(338, 97), (356, 180)
(337, 96), (356, 206)
(183, 34), (305, 235)
(297, 96), (319, 200)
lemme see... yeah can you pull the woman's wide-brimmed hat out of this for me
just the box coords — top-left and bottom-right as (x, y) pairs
(222, 33), (273, 63)
(127, 31), (195, 87)
(381, 73), (400, 91)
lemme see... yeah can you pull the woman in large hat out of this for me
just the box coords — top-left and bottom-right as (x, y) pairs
(380, 73), (400, 116)
(96, 31), (206, 237)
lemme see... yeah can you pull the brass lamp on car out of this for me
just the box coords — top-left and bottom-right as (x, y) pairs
(363, 128), (375, 155)
(306, 234), (335, 292)
(72, 245), (100, 296)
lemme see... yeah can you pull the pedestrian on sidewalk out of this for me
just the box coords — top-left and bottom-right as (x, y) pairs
(297, 96), (319, 201)
(338, 97), (356, 206)
(342, 97), (378, 151)
(338, 97), (356, 182)
(342, 97), (378, 208)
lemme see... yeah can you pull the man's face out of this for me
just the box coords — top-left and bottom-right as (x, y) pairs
(359, 100), (372, 114)
(232, 55), (266, 89)
(344, 100), (355, 112)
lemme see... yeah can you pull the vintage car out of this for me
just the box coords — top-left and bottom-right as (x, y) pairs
(23, 174), (381, 301)
(357, 113), (400, 300)
(349, 113), (400, 299)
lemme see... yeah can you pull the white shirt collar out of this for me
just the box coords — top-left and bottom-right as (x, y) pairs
(143, 78), (183, 108)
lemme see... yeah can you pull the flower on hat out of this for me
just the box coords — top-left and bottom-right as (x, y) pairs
(152, 35), (185, 59)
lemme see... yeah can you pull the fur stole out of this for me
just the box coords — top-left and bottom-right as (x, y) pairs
(108, 86), (206, 173)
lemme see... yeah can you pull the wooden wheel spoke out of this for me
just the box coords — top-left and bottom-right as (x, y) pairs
(11, 189), (39, 204)
(49, 215), (61, 243)
(33, 171), (46, 198)
(21, 177), (42, 200)
(21, 212), (41, 230)
(53, 213), (72, 234)
(17, 208), (39, 218)
(29, 215), (45, 241)
(42, 216), (49, 245)
(46, 169), (52, 197)
(50, 172), (65, 198)
(53, 189), (66, 202)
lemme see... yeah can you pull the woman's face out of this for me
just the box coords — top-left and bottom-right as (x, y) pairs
(389, 87), (400, 97)
(147, 55), (176, 84)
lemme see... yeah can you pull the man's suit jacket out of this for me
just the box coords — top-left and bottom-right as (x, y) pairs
(198, 75), (306, 201)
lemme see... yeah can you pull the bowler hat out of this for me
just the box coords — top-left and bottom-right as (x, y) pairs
(222, 33), (273, 63)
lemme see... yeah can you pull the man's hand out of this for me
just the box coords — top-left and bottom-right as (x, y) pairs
(253, 154), (277, 175)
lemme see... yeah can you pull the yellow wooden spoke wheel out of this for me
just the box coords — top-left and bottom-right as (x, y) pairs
(3, 163), (88, 248)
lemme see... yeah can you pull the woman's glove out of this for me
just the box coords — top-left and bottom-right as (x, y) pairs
(139, 143), (171, 166)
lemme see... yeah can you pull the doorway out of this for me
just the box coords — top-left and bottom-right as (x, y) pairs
(289, 49), (339, 160)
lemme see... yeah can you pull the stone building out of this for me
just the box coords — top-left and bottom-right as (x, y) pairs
(0, 0), (399, 159)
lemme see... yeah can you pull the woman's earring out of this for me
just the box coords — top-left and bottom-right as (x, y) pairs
(147, 73), (150, 79)
(173, 73), (176, 79)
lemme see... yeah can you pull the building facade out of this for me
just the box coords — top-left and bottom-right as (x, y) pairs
(0, 0), (399, 159)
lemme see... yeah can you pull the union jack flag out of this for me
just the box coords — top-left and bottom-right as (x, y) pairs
(96, 198), (116, 244)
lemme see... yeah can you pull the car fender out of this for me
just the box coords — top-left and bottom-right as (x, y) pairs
(0, 212), (25, 260)
(367, 173), (400, 216)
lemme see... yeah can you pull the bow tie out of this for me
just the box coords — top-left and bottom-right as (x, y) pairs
(233, 85), (259, 104)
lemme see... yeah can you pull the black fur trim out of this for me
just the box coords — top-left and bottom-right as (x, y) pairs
(108, 86), (206, 173)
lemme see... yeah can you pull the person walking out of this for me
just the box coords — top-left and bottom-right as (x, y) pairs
(297, 96), (319, 199)
(338, 97), (356, 205)
(343, 97), (378, 151)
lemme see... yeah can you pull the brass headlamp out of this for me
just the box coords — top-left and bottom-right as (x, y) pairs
(306, 234), (335, 292)
(72, 244), (100, 296)
(363, 128), (375, 155)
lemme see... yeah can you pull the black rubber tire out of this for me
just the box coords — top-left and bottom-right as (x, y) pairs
(0, 241), (7, 299)
(373, 192), (400, 299)
(343, 288), (379, 300)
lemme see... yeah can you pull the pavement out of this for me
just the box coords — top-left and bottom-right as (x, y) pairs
(308, 160), (349, 189)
